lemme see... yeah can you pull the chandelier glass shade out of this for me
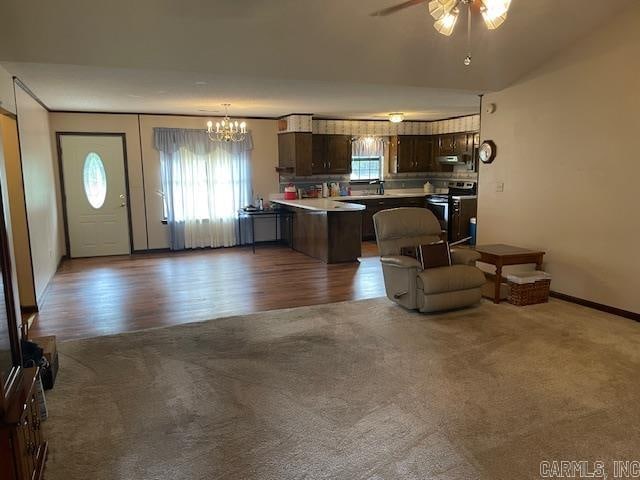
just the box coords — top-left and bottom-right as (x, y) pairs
(206, 104), (247, 142)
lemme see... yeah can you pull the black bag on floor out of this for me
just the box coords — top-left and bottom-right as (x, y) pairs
(21, 338), (58, 390)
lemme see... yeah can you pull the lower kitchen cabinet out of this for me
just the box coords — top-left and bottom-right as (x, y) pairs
(351, 196), (426, 240)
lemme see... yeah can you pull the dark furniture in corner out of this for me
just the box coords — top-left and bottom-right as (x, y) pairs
(0, 164), (47, 478)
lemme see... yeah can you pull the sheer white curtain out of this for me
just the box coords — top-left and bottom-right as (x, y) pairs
(155, 128), (252, 250)
(352, 136), (385, 157)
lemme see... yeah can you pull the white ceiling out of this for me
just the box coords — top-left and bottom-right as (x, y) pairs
(0, 0), (635, 119)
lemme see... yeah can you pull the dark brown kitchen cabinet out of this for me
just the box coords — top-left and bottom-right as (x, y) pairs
(278, 132), (312, 176)
(392, 136), (434, 173)
(436, 133), (474, 157)
(355, 196), (427, 240)
(396, 136), (415, 172)
(454, 133), (474, 155)
(413, 136), (434, 171)
(361, 205), (381, 239)
(312, 134), (352, 175)
(437, 134), (456, 156)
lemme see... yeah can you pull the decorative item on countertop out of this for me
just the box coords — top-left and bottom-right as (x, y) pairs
(505, 271), (552, 306)
(423, 181), (435, 193)
(322, 182), (329, 198)
(283, 184), (297, 200)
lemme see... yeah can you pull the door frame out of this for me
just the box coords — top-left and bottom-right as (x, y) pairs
(55, 132), (134, 257)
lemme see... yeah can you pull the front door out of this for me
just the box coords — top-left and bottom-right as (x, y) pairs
(59, 134), (130, 258)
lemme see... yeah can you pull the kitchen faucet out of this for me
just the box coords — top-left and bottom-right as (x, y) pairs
(369, 180), (385, 195)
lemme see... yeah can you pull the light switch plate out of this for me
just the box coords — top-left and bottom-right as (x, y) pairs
(496, 182), (504, 192)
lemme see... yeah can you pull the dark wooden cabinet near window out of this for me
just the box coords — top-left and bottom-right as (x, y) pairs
(312, 134), (352, 175)
(277, 132), (312, 176)
(391, 135), (439, 173)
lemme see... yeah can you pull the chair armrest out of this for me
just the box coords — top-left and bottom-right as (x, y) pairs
(380, 255), (422, 269)
(450, 248), (481, 266)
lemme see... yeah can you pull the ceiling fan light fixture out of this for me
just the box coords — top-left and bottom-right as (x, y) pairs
(433, 9), (459, 36)
(428, 0), (458, 21)
(388, 113), (405, 123)
(480, 0), (511, 29)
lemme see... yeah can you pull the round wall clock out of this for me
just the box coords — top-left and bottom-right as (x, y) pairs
(479, 140), (497, 164)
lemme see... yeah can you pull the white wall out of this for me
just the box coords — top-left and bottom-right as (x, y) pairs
(48, 113), (147, 250)
(0, 115), (37, 307)
(0, 65), (16, 115)
(15, 85), (63, 302)
(49, 113), (280, 250)
(477, 4), (640, 313)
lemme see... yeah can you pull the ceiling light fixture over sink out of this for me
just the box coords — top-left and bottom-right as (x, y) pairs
(372, 0), (512, 66)
(388, 113), (405, 123)
(206, 104), (247, 142)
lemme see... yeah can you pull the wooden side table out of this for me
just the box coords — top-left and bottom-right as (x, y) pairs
(475, 244), (545, 304)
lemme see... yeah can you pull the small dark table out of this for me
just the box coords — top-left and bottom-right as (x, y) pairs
(475, 244), (545, 304)
(238, 208), (294, 253)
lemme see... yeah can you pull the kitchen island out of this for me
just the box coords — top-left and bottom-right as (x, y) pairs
(271, 198), (365, 263)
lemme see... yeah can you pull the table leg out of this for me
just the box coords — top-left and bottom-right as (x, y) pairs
(251, 216), (255, 254)
(494, 262), (502, 304)
(535, 254), (544, 271)
(289, 214), (294, 250)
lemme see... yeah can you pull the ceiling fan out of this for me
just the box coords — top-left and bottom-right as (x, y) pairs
(371, 0), (512, 66)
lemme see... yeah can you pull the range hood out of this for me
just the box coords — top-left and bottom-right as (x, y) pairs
(436, 155), (470, 165)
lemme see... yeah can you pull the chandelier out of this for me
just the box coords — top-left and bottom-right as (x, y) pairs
(370, 0), (512, 66)
(206, 104), (247, 142)
(428, 0), (511, 65)
(429, 0), (511, 35)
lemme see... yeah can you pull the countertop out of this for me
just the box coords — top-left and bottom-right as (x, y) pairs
(271, 198), (366, 212)
(271, 190), (445, 212)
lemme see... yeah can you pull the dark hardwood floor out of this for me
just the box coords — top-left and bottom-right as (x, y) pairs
(29, 242), (384, 340)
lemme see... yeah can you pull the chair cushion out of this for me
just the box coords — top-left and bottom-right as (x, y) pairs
(417, 265), (486, 295)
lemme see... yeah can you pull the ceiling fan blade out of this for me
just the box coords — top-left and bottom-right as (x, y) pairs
(370, 0), (427, 17)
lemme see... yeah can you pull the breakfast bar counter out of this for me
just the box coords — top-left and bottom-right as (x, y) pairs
(271, 198), (364, 263)
(271, 198), (366, 212)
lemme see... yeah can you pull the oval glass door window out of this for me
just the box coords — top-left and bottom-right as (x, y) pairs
(83, 152), (107, 209)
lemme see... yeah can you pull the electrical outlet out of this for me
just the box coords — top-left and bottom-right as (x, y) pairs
(496, 182), (504, 193)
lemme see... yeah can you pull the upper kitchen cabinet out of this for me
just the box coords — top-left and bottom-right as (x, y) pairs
(436, 133), (474, 157)
(436, 134), (456, 156)
(278, 132), (313, 176)
(390, 135), (435, 173)
(312, 134), (352, 175)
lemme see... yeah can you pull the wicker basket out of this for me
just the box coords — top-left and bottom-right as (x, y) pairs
(506, 271), (551, 306)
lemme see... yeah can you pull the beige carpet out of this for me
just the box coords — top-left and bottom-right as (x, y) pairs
(44, 298), (640, 480)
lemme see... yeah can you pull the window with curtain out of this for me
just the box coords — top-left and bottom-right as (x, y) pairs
(154, 128), (252, 250)
(351, 136), (385, 181)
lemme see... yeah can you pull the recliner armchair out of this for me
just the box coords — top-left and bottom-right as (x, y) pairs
(373, 207), (486, 313)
